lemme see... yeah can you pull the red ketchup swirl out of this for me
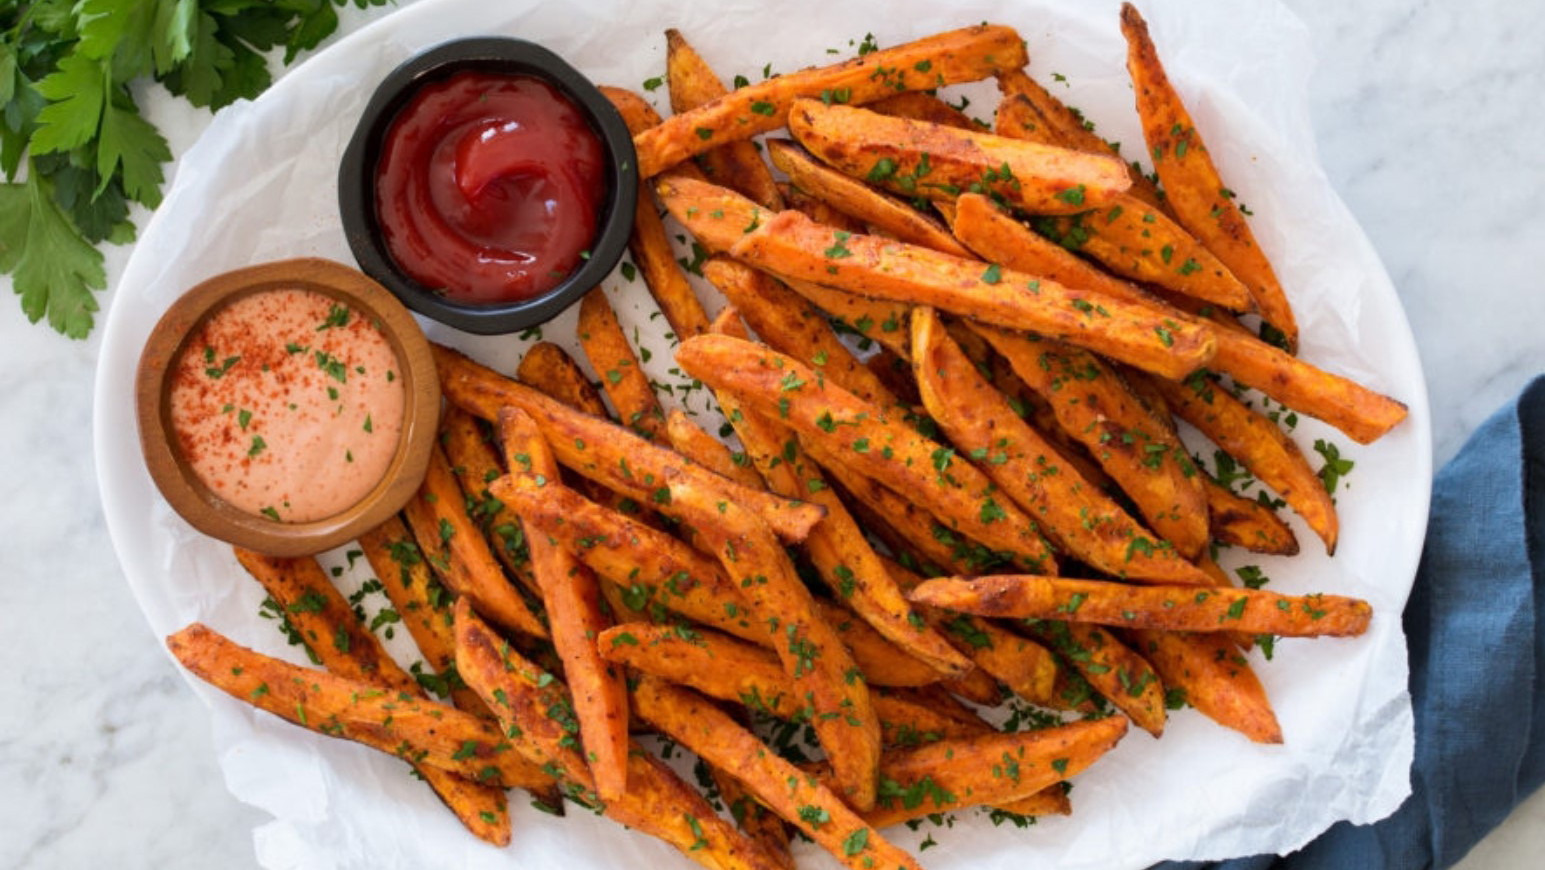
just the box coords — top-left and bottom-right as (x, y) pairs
(374, 71), (606, 304)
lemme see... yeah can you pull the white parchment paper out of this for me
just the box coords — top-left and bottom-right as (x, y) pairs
(93, 1), (1432, 867)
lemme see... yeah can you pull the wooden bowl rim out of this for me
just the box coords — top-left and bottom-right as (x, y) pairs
(134, 257), (439, 557)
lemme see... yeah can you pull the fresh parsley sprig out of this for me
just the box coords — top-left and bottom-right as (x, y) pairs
(0, 0), (394, 339)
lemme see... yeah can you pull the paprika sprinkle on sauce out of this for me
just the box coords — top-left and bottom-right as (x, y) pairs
(167, 289), (405, 522)
(374, 71), (607, 305)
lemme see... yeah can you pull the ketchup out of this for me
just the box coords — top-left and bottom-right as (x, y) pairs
(374, 72), (606, 305)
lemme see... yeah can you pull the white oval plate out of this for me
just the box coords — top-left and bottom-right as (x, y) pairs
(94, 1), (1430, 868)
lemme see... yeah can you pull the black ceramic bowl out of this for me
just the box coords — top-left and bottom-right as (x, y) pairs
(339, 38), (637, 335)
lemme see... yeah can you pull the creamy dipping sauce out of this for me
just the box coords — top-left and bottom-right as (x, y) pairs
(167, 289), (405, 522)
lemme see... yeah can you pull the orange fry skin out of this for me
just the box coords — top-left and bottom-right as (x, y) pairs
(663, 477), (882, 811)
(766, 138), (972, 258)
(913, 309), (1210, 583)
(727, 209), (1216, 381)
(665, 28), (784, 210)
(1151, 372), (1339, 554)
(972, 324), (1211, 560)
(230, 550), (513, 844)
(433, 343), (826, 545)
(911, 575), (1373, 638)
(788, 99), (1131, 215)
(949, 193), (1406, 444)
(601, 86), (713, 339)
(165, 624), (555, 794)
(633, 676), (922, 870)
(577, 289), (667, 443)
(1131, 629), (1284, 744)
(409, 445), (548, 639)
(1204, 475), (1301, 556)
(858, 717), (1129, 828)
(703, 257), (901, 408)
(634, 24), (1026, 178)
(664, 406), (766, 489)
(996, 67), (1170, 214)
(454, 601), (785, 870)
(496, 408), (631, 802)
(678, 334), (1057, 573)
(1121, 3), (1297, 349)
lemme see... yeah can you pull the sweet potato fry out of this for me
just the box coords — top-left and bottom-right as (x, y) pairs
(871, 689), (997, 745)
(781, 181), (867, 233)
(1028, 620), (1168, 736)
(662, 476), (881, 811)
(437, 407), (539, 595)
(783, 276), (913, 359)
(1202, 324), (1408, 446)
(487, 474), (762, 643)
(632, 676), (921, 870)
(912, 308), (1211, 582)
(1121, 3), (1298, 349)
(434, 343), (826, 544)
(864, 346), (921, 405)
(231, 549), (512, 844)
(996, 68), (1169, 213)
(516, 342), (610, 416)
(1151, 372), (1339, 554)
(1130, 629), (1283, 744)
(812, 599), (952, 689)
(665, 28), (783, 210)
(977, 88), (1251, 311)
(704, 257), (900, 408)
(454, 602), (783, 870)
(911, 575), (1373, 638)
(1035, 197), (1254, 312)
(654, 177), (914, 360)
(496, 408), (630, 801)
(515, 341), (671, 525)
(634, 24), (1026, 177)
(998, 786), (1074, 818)
(665, 406), (765, 488)
(578, 289), (667, 442)
(766, 139), (972, 257)
(599, 622), (971, 741)
(599, 622), (797, 717)
(949, 192), (1407, 444)
(655, 175), (775, 254)
(810, 441), (1014, 578)
(166, 623), (556, 794)
(1204, 475), (1300, 555)
(879, 555), (1063, 708)
(867, 91), (982, 131)
(972, 324), (1210, 559)
(710, 380), (972, 678)
(357, 516), (488, 715)
(601, 86), (712, 339)
(678, 335), (1057, 573)
(788, 99), (1130, 214)
(409, 445), (547, 638)
(855, 717), (1128, 828)
(725, 209), (1215, 380)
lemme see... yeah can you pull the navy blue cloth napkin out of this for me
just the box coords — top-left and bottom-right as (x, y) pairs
(1158, 375), (1545, 870)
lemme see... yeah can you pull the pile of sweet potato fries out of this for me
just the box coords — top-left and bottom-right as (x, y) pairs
(167, 6), (1404, 867)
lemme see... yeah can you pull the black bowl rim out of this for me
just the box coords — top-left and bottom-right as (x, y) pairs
(339, 36), (638, 336)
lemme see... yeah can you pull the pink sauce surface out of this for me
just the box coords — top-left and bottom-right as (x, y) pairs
(168, 289), (405, 522)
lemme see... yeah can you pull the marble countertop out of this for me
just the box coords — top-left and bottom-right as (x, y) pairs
(2, 1), (1541, 867)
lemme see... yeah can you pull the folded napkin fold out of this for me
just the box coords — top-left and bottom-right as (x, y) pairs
(1158, 375), (1545, 869)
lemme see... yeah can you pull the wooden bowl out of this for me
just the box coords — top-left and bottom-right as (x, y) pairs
(135, 258), (439, 556)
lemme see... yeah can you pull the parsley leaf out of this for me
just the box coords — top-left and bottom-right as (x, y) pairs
(1, 0), (394, 338)
(1, 175), (106, 338)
